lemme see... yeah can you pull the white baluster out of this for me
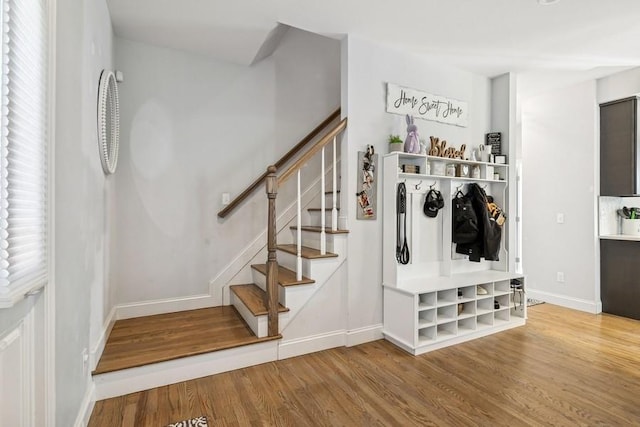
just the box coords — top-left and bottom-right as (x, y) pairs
(297, 169), (302, 281)
(321, 146), (326, 255)
(332, 136), (337, 231)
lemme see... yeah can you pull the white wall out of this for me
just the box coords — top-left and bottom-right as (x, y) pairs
(111, 29), (340, 306)
(342, 35), (492, 331)
(55, 0), (113, 425)
(521, 80), (600, 312)
(597, 67), (640, 104)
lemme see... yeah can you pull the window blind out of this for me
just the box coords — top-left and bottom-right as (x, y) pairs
(0, 0), (49, 297)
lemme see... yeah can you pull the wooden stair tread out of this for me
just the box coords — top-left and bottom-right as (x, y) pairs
(290, 225), (349, 234)
(93, 307), (281, 375)
(251, 264), (315, 286)
(230, 284), (289, 316)
(277, 244), (338, 259)
(308, 207), (341, 212)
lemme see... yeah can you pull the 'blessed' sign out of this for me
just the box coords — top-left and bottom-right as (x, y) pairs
(386, 83), (468, 127)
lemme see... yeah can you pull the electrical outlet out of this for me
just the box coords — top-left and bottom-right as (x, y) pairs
(557, 213), (564, 224)
(222, 192), (230, 205)
(82, 348), (89, 375)
(556, 272), (565, 283)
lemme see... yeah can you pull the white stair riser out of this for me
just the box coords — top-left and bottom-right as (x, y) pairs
(308, 210), (339, 228)
(291, 230), (336, 252)
(231, 292), (268, 338)
(324, 193), (340, 209)
(277, 251), (341, 283)
(251, 271), (287, 305)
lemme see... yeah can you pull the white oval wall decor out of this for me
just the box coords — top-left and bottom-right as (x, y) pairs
(97, 70), (120, 174)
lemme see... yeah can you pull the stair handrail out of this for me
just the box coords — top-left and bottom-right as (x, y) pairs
(217, 108), (341, 219)
(277, 118), (347, 186)
(265, 116), (347, 337)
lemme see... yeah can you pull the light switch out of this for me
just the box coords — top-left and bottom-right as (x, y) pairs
(557, 213), (564, 224)
(222, 192), (230, 205)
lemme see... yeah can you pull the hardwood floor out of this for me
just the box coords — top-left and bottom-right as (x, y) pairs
(93, 306), (280, 374)
(89, 304), (640, 426)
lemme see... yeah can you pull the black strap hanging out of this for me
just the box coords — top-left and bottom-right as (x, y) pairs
(396, 182), (410, 264)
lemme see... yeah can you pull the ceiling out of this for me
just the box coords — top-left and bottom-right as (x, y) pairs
(106, 0), (640, 77)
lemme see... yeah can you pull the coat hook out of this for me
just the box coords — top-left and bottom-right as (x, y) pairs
(456, 184), (464, 192)
(415, 180), (422, 190)
(429, 182), (437, 189)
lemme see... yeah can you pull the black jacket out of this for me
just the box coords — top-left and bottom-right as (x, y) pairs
(455, 184), (501, 262)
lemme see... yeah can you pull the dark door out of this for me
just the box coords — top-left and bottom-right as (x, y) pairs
(600, 98), (637, 196)
(600, 240), (640, 320)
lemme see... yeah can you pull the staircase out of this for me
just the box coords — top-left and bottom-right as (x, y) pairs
(230, 204), (348, 338)
(92, 113), (348, 400)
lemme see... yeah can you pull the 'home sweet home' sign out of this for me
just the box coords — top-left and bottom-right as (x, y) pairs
(386, 83), (468, 127)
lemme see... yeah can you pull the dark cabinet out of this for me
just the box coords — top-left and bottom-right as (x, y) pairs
(600, 97), (640, 196)
(600, 240), (640, 320)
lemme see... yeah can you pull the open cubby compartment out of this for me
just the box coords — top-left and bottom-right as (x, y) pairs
(476, 282), (493, 298)
(437, 305), (456, 324)
(494, 280), (511, 296)
(458, 285), (476, 302)
(485, 163), (509, 181)
(458, 316), (477, 334)
(457, 301), (476, 319)
(477, 297), (494, 315)
(398, 153), (426, 175)
(437, 289), (457, 306)
(494, 294), (509, 311)
(509, 285), (526, 318)
(494, 307), (510, 325)
(418, 292), (436, 310)
(436, 321), (457, 340)
(418, 326), (437, 343)
(418, 309), (436, 328)
(477, 312), (494, 328)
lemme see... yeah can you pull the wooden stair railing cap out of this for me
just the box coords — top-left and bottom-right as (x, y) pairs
(217, 108), (341, 218)
(277, 117), (347, 186)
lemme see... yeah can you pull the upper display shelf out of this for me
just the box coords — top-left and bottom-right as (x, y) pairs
(386, 152), (508, 182)
(385, 152), (509, 169)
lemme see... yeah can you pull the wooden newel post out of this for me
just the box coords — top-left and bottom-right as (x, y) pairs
(265, 165), (279, 337)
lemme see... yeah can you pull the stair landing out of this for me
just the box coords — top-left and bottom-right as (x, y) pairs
(93, 307), (280, 375)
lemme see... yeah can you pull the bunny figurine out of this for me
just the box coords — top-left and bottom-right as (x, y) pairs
(404, 115), (420, 154)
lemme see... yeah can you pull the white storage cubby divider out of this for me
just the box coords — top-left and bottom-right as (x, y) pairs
(382, 151), (526, 355)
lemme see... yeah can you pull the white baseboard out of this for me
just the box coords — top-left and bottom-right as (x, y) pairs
(115, 294), (215, 320)
(527, 289), (602, 314)
(278, 330), (346, 360)
(91, 306), (116, 372)
(74, 379), (95, 427)
(346, 324), (383, 347)
(93, 340), (278, 400)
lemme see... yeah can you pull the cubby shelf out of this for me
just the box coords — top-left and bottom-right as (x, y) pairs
(381, 150), (526, 356)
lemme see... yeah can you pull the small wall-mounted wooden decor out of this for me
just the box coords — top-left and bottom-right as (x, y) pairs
(386, 83), (468, 128)
(356, 146), (377, 220)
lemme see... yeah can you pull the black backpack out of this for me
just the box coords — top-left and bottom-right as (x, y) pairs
(452, 190), (479, 244)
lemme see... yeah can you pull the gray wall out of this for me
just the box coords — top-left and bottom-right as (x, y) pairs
(111, 29), (340, 306)
(521, 80), (599, 312)
(55, 0), (113, 424)
(342, 35), (492, 331)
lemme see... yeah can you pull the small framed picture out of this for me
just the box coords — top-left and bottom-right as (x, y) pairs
(494, 155), (507, 164)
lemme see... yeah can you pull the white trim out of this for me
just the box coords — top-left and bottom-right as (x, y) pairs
(114, 294), (214, 320)
(73, 380), (95, 427)
(278, 330), (346, 360)
(526, 289), (602, 314)
(210, 169), (332, 305)
(93, 340), (278, 400)
(0, 282), (47, 309)
(45, 0), (57, 423)
(90, 306), (116, 371)
(346, 324), (383, 347)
